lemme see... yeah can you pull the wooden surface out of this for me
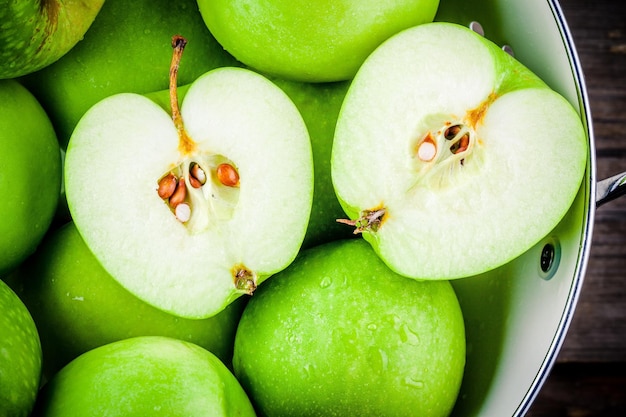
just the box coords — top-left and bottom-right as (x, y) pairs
(527, 0), (626, 415)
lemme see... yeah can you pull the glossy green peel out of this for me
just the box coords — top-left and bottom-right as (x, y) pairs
(6, 222), (245, 380)
(0, 80), (61, 276)
(0, 279), (42, 417)
(234, 239), (465, 417)
(0, 0), (104, 78)
(198, 0), (440, 82)
(33, 337), (256, 417)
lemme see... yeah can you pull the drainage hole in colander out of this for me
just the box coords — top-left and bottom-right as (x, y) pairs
(539, 238), (561, 280)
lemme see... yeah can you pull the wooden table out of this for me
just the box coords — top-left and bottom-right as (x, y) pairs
(527, 0), (626, 415)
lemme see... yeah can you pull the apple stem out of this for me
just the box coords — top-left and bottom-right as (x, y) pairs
(337, 208), (387, 234)
(169, 35), (196, 154)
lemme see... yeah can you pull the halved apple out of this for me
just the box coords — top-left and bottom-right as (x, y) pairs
(65, 38), (313, 318)
(331, 22), (587, 280)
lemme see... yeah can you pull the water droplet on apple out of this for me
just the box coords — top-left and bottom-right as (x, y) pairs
(319, 276), (332, 288)
(403, 377), (425, 389)
(303, 363), (316, 379)
(386, 313), (402, 330)
(367, 346), (389, 373)
(367, 323), (378, 331)
(399, 323), (420, 346)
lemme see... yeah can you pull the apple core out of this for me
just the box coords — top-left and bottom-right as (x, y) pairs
(156, 36), (242, 231)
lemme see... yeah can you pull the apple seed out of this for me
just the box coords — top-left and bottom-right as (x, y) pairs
(216, 163), (240, 187)
(450, 134), (470, 154)
(175, 203), (191, 223)
(417, 134), (437, 162)
(189, 162), (207, 188)
(168, 177), (187, 208)
(444, 125), (461, 140)
(157, 172), (178, 199)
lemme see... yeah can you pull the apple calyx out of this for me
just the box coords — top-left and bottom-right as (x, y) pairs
(156, 35), (241, 231)
(233, 265), (257, 295)
(337, 207), (387, 234)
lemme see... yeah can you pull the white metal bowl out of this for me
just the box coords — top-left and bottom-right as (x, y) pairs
(432, 0), (615, 415)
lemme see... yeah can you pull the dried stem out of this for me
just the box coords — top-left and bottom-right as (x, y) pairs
(169, 35), (195, 154)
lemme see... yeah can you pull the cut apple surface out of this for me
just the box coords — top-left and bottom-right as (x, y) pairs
(65, 60), (313, 318)
(331, 22), (587, 280)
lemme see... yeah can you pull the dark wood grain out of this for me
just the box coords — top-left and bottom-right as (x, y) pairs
(557, 0), (626, 364)
(528, 0), (626, 415)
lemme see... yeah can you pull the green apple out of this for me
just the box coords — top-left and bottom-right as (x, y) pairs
(271, 78), (354, 248)
(0, 79), (61, 276)
(147, 77), (353, 248)
(6, 221), (246, 381)
(331, 22), (587, 280)
(197, 0), (440, 82)
(233, 239), (466, 417)
(32, 336), (256, 417)
(64, 38), (313, 319)
(0, 0), (104, 79)
(20, 0), (240, 148)
(0, 279), (42, 417)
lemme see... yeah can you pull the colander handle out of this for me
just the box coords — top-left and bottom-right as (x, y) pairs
(596, 171), (626, 208)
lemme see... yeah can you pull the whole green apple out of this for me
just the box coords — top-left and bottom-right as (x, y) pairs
(0, 79), (61, 276)
(6, 221), (246, 381)
(32, 336), (256, 417)
(197, 0), (440, 82)
(271, 78), (354, 248)
(233, 239), (466, 417)
(21, 0), (240, 148)
(0, 279), (42, 417)
(0, 0), (104, 78)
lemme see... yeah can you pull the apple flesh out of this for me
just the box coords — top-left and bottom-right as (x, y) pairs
(197, 0), (440, 82)
(32, 336), (256, 417)
(0, 79), (61, 276)
(0, 279), (42, 417)
(146, 78), (354, 248)
(0, 0), (104, 78)
(331, 22), (587, 280)
(5, 221), (246, 380)
(20, 0), (240, 148)
(233, 239), (466, 417)
(65, 56), (313, 318)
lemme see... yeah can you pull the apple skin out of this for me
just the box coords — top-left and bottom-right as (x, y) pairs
(32, 336), (256, 417)
(5, 221), (246, 381)
(233, 239), (466, 417)
(0, 279), (42, 417)
(0, 0), (104, 79)
(0, 79), (61, 276)
(20, 0), (241, 148)
(197, 0), (440, 82)
(270, 78), (355, 248)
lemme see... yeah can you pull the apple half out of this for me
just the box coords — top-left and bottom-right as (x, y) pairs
(65, 38), (313, 318)
(331, 22), (587, 280)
